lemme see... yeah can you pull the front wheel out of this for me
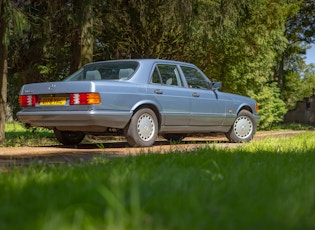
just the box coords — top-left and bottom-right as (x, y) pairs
(54, 130), (85, 145)
(226, 110), (256, 143)
(124, 108), (158, 147)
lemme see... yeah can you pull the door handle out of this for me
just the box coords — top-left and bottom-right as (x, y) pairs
(154, 89), (163, 94)
(192, 93), (200, 97)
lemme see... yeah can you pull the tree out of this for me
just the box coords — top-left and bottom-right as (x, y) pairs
(250, 83), (287, 129)
(94, 0), (193, 60)
(185, 0), (297, 128)
(8, 0), (94, 86)
(69, 0), (94, 72)
(0, 0), (8, 142)
(0, 0), (29, 142)
(7, 1), (96, 120)
(270, 0), (315, 114)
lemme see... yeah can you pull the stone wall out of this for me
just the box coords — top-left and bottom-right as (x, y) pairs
(284, 96), (315, 125)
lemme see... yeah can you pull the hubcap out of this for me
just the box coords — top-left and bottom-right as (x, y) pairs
(234, 116), (253, 139)
(137, 113), (155, 141)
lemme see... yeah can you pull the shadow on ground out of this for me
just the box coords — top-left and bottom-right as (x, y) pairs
(0, 136), (229, 168)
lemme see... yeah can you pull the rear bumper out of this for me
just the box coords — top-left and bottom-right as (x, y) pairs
(17, 110), (133, 131)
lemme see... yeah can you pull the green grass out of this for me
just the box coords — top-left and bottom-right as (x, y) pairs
(0, 132), (315, 229)
(3, 122), (57, 147)
(272, 122), (315, 131)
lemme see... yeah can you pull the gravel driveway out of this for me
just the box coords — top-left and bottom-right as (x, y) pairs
(0, 131), (306, 167)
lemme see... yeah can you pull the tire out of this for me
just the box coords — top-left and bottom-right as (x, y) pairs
(125, 108), (158, 147)
(162, 134), (186, 142)
(54, 130), (85, 145)
(226, 110), (256, 143)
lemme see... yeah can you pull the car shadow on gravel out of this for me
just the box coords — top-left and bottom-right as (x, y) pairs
(0, 138), (230, 169)
(56, 139), (229, 149)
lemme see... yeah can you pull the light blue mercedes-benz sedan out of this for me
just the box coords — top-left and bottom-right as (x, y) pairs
(17, 59), (260, 147)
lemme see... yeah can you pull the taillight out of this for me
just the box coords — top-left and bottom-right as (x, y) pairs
(70, 93), (101, 105)
(19, 95), (38, 107)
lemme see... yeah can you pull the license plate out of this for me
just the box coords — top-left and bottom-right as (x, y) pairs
(40, 97), (66, 106)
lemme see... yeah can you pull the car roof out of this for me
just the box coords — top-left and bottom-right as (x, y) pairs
(83, 59), (197, 68)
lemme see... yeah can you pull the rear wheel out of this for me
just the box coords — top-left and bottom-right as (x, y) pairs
(124, 108), (158, 147)
(226, 110), (256, 143)
(54, 130), (85, 145)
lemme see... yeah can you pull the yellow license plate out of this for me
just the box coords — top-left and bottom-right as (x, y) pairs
(40, 97), (66, 106)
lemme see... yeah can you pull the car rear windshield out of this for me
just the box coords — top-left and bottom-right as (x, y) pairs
(64, 61), (139, 81)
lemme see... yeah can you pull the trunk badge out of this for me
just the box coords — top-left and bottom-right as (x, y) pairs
(48, 84), (56, 90)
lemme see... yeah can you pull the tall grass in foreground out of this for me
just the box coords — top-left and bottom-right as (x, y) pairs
(0, 133), (315, 229)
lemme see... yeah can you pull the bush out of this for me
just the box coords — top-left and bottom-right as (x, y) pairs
(250, 82), (287, 130)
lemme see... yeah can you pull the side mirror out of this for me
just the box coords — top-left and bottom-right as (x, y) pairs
(209, 82), (222, 90)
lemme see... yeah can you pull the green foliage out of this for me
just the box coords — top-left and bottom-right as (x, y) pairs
(1, 133), (315, 229)
(281, 61), (315, 109)
(186, 0), (297, 127)
(286, 0), (315, 44)
(300, 65), (315, 96)
(188, 0), (292, 94)
(1, 0), (30, 46)
(281, 71), (305, 109)
(277, 0), (315, 108)
(271, 122), (314, 131)
(94, 0), (192, 60)
(250, 83), (287, 130)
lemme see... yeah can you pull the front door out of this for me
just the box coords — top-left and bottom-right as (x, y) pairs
(180, 65), (226, 126)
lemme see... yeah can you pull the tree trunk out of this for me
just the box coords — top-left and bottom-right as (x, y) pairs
(70, 26), (82, 73)
(0, 0), (8, 142)
(70, 0), (93, 73)
(70, 0), (82, 73)
(80, 3), (93, 67)
(278, 55), (284, 90)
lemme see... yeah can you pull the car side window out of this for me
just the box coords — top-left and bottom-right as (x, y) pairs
(150, 64), (183, 87)
(181, 66), (209, 89)
(150, 68), (162, 84)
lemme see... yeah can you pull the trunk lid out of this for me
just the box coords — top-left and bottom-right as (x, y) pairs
(19, 81), (98, 95)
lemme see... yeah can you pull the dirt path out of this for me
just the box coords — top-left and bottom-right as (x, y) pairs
(0, 131), (307, 167)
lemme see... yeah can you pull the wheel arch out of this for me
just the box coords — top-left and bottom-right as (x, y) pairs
(237, 105), (253, 114)
(131, 103), (162, 131)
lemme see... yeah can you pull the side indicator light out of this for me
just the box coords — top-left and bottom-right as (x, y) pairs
(255, 103), (259, 112)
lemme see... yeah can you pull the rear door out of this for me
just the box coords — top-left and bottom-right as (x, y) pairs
(147, 64), (191, 126)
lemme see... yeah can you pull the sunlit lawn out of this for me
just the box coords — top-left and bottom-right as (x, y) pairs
(3, 122), (57, 147)
(0, 131), (315, 229)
